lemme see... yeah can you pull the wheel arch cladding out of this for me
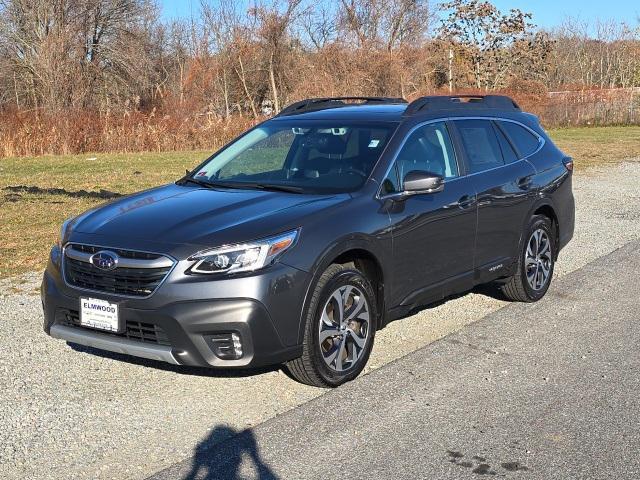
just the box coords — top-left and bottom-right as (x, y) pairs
(533, 204), (559, 259)
(297, 246), (386, 344)
(333, 248), (385, 326)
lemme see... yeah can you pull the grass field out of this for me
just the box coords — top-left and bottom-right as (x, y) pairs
(1, 126), (640, 279)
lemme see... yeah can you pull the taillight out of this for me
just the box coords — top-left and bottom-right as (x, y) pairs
(563, 157), (574, 172)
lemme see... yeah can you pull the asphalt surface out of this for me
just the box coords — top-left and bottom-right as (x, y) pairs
(151, 239), (640, 480)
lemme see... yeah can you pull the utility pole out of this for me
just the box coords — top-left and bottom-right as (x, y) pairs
(448, 46), (454, 93)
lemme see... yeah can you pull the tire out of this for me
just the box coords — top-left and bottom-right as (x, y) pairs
(286, 263), (377, 388)
(502, 215), (555, 302)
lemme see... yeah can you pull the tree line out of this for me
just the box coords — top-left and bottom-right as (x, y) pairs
(0, 0), (639, 156)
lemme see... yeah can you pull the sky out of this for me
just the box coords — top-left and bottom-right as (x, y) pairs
(159, 0), (640, 33)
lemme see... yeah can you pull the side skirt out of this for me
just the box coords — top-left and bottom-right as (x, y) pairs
(383, 258), (516, 326)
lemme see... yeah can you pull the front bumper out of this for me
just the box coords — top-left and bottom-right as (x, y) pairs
(50, 324), (180, 364)
(42, 251), (307, 369)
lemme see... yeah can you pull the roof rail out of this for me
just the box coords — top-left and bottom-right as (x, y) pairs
(403, 95), (520, 116)
(277, 96), (407, 117)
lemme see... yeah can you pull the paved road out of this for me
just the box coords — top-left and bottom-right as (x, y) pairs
(151, 239), (640, 480)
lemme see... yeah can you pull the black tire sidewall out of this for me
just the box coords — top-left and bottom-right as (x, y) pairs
(520, 216), (555, 301)
(307, 267), (377, 387)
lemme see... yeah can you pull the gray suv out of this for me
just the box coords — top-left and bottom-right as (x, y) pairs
(42, 95), (575, 387)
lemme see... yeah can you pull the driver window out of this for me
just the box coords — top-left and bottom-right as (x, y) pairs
(382, 122), (458, 194)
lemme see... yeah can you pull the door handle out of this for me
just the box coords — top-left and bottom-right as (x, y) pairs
(517, 176), (533, 190)
(456, 195), (475, 209)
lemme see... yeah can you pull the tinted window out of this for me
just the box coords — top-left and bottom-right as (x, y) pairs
(397, 123), (459, 179)
(493, 123), (519, 164)
(499, 121), (540, 157)
(456, 120), (504, 173)
(194, 121), (396, 194)
(382, 121), (458, 194)
(380, 164), (400, 195)
(218, 129), (294, 178)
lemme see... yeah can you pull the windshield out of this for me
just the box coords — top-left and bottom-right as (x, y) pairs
(189, 120), (398, 194)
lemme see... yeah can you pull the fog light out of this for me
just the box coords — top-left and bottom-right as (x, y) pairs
(205, 332), (244, 360)
(231, 333), (242, 355)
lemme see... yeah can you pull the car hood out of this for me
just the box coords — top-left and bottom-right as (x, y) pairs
(72, 183), (349, 248)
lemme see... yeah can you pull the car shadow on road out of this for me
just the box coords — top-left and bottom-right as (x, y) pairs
(67, 343), (280, 379)
(471, 281), (510, 301)
(399, 282), (509, 319)
(181, 425), (279, 480)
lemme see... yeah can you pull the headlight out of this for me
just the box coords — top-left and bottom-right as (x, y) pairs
(56, 217), (75, 248)
(188, 229), (299, 275)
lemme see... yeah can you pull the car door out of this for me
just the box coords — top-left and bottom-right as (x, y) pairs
(450, 118), (537, 281)
(380, 120), (477, 309)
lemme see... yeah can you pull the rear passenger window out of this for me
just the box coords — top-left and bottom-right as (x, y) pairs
(493, 123), (519, 164)
(499, 121), (540, 157)
(455, 120), (504, 173)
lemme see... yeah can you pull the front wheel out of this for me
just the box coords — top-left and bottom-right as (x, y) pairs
(286, 264), (377, 387)
(502, 215), (555, 302)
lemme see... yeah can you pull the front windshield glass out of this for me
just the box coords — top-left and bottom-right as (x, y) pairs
(191, 121), (398, 194)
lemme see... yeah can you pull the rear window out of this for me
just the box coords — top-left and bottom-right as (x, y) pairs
(499, 121), (540, 157)
(455, 120), (504, 174)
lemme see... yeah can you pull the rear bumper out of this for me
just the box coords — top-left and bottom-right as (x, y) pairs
(42, 257), (305, 369)
(558, 186), (575, 253)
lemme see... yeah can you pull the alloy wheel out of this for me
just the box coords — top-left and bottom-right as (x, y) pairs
(318, 285), (370, 372)
(525, 228), (553, 291)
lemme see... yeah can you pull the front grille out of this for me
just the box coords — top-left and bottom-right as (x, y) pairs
(70, 244), (164, 261)
(57, 309), (171, 346)
(63, 243), (173, 297)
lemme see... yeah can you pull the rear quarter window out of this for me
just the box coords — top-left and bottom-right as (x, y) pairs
(493, 123), (519, 164)
(499, 121), (541, 158)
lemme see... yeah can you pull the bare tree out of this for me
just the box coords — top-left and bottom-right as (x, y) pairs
(298, 2), (336, 50)
(0, 0), (158, 111)
(438, 0), (546, 90)
(337, 0), (431, 51)
(250, 0), (302, 113)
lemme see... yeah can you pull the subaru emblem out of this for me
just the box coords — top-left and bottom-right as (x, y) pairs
(90, 250), (119, 271)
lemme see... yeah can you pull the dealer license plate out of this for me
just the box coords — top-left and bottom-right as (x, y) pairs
(80, 297), (120, 332)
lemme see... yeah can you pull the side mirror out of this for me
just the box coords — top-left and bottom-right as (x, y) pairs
(402, 170), (445, 195)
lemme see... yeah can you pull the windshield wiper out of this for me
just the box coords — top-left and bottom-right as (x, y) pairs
(177, 177), (216, 188)
(207, 181), (304, 194)
(251, 183), (304, 194)
(179, 177), (304, 194)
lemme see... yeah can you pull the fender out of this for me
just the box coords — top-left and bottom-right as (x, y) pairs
(293, 233), (390, 345)
(517, 196), (559, 262)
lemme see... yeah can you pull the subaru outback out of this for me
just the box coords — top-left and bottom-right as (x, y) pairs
(42, 95), (575, 387)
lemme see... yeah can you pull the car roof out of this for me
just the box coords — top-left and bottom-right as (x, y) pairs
(268, 99), (532, 125)
(270, 104), (407, 122)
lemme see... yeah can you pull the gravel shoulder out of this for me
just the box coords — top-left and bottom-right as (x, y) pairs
(1, 161), (639, 480)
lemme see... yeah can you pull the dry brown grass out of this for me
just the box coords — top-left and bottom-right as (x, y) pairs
(0, 108), (257, 158)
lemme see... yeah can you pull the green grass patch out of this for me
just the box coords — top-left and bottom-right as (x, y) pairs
(0, 150), (208, 278)
(549, 126), (640, 170)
